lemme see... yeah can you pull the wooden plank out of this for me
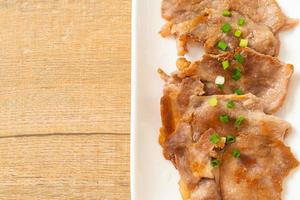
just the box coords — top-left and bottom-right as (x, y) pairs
(0, 0), (131, 136)
(0, 133), (130, 200)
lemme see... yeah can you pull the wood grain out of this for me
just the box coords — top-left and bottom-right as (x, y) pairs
(0, 134), (130, 200)
(0, 0), (131, 199)
(0, 0), (131, 136)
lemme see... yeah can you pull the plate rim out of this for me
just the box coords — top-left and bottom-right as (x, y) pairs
(130, 0), (138, 199)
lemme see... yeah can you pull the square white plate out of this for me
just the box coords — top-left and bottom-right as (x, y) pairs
(131, 1), (300, 199)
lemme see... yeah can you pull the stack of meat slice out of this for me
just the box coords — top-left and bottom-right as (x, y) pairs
(158, 0), (299, 200)
(161, 95), (298, 199)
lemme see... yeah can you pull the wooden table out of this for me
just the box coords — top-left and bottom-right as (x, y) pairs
(0, 1), (130, 199)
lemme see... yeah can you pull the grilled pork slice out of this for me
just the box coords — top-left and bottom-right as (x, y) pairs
(188, 134), (299, 200)
(162, 0), (297, 32)
(163, 94), (291, 174)
(159, 48), (293, 130)
(161, 95), (298, 200)
(161, 0), (298, 55)
(161, 8), (279, 56)
(229, 0), (298, 32)
(220, 134), (299, 200)
(158, 73), (205, 150)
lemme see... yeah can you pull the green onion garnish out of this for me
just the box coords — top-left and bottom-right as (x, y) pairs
(222, 60), (230, 69)
(238, 18), (246, 26)
(232, 67), (242, 81)
(217, 84), (224, 90)
(234, 89), (244, 95)
(235, 116), (245, 127)
(222, 10), (231, 17)
(239, 39), (248, 47)
(234, 29), (242, 37)
(210, 133), (221, 144)
(219, 114), (230, 123)
(211, 159), (221, 168)
(232, 149), (241, 158)
(227, 100), (235, 109)
(221, 23), (232, 33)
(234, 54), (244, 64)
(208, 97), (218, 106)
(215, 75), (225, 85)
(226, 134), (236, 143)
(217, 40), (228, 51)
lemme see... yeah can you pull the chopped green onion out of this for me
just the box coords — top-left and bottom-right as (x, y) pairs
(226, 134), (236, 143)
(235, 116), (245, 127)
(232, 67), (242, 81)
(210, 133), (221, 144)
(234, 89), (244, 95)
(232, 149), (241, 158)
(215, 75), (225, 85)
(234, 54), (244, 64)
(222, 10), (231, 17)
(211, 159), (221, 168)
(219, 114), (230, 123)
(234, 29), (242, 37)
(221, 23), (232, 33)
(217, 84), (224, 90)
(208, 97), (218, 107)
(239, 39), (248, 47)
(217, 40), (228, 51)
(227, 100), (235, 109)
(222, 60), (230, 69)
(238, 18), (246, 26)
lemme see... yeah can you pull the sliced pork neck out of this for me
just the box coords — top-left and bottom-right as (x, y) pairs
(161, 0), (298, 55)
(188, 134), (298, 200)
(159, 47), (293, 131)
(220, 134), (299, 200)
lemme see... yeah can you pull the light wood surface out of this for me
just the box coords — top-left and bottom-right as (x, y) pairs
(0, 0), (131, 199)
(0, 134), (130, 200)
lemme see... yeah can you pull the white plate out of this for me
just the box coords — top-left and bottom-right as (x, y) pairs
(131, 1), (300, 199)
